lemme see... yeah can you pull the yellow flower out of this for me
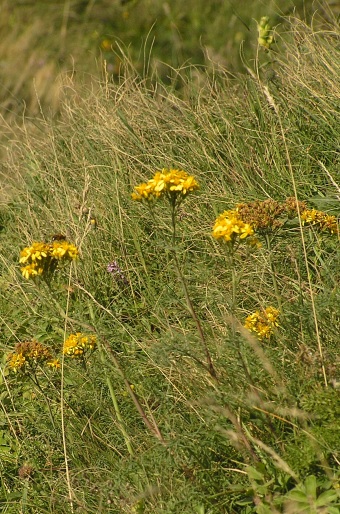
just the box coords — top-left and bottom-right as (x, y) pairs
(63, 333), (97, 358)
(301, 209), (338, 234)
(47, 359), (61, 369)
(7, 340), (55, 372)
(20, 240), (79, 279)
(132, 169), (199, 202)
(50, 241), (79, 260)
(101, 39), (112, 51)
(19, 242), (49, 264)
(212, 210), (254, 243)
(21, 263), (44, 279)
(244, 306), (279, 340)
(7, 352), (26, 371)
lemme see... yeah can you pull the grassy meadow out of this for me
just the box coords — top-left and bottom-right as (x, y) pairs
(0, 1), (340, 513)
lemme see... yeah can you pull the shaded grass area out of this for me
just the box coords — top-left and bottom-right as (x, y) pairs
(0, 0), (328, 124)
(0, 11), (339, 514)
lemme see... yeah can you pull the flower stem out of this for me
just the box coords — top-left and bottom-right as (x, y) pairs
(170, 201), (217, 380)
(102, 338), (165, 444)
(229, 252), (254, 386)
(98, 341), (134, 456)
(264, 234), (283, 312)
(30, 372), (57, 431)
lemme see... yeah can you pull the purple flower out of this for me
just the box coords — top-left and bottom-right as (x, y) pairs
(107, 261), (129, 286)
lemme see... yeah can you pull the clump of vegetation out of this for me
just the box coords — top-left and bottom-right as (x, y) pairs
(0, 3), (339, 513)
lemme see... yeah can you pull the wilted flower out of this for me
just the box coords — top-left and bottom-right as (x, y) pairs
(244, 306), (279, 340)
(236, 199), (286, 233)
(63, 333), (97, 359)
(20, 240), (78, 279)
(18, 465), (34, 480)
(132, 169), (199, 203)
(7, 340), (54, 372)
(283, 197), (308, 218)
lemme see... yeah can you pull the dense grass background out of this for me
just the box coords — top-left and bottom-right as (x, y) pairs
(0, 1), (340, 513)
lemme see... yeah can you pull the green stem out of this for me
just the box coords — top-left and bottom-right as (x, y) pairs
(265, 234), (283, 312)
(30, 372), (57, 431)
(229, 250), (254, 386)
(98, 342), (134, 456)
(102, 338), (165, 444)
(170, 200), (217, 380)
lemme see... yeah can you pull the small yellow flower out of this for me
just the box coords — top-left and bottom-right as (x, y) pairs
(7, 340), (56, 372)
(50, 241), (79, 260)
(101, 39), (112, 51)
(63, 333), (97, 358)
(132, 169), (199, 202)
(19, 242), (49, 264)
(21, 263), (44, 279)
(47, 359), (61, 370)
(212, 210), (254, 243)
(20, 240), (79, 279)
(7, 352), (26, 371)
(301, 209), (338, 234)
(244, 306), (279, 340)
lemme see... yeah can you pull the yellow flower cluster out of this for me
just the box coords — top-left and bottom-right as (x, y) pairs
(20, 240), (78, 279)
(212, 210), (255, 243)
(7, 340), (59, 372)
(244, 306), (279, 340)
(63, 333), (97, 358)
(131, 169), (199, 202)
(301, 209), (339, 235)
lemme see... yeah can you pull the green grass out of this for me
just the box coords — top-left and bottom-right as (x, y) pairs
(0, 5), (340, 514)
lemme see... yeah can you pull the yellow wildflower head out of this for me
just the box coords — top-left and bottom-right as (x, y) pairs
(20, 240), (79, 279)
(47, 359), (61, 370)
(21, 263), (44, 280)
(132, 169), (199, 203)
(19, 242), (49, 264)
(50, 241), (79, 260)
(212, 210), (254, 244)
(301, 209), (339, 235)
(7, 352), (26, 372)
(63, 333), (97, 359)
(244, 306), (279, 340)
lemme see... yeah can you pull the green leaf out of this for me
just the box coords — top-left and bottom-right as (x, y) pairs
(247, 466), (265, 482)
(304, 475), (317, 499)
(286, 490), (309, 503)
(327, 507), (340, 514)
(256, 503), (273, 514)
(315, 490), (339, 507)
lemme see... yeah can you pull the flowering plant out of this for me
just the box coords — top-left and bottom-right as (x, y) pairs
(132, 168), (199, 205)
(19, 240), (78, 279)
(244, 306), (280, 340)
(63, 333), (97, 359)
(7, 340), (60, 372)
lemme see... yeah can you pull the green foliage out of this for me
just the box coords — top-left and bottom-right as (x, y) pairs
(0, 5), (340, 513)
